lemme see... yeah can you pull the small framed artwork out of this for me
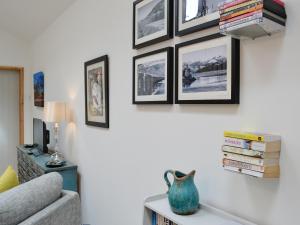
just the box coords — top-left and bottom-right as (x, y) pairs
(133, 47), (173, 104)
(175, 0), (223, 36)
(33, 71), (44, 107)
(133, 0), (173, 49)
(175, 33), (240, 104)
(84, 55), (109, 128)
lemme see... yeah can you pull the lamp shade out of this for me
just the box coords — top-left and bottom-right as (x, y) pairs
(44, 102), (66, 123)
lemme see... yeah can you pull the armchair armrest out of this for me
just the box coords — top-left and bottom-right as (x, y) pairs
(19, 190), (81, 225)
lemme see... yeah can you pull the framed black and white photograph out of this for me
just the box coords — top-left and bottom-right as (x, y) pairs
(175, 0), (224, 36)
(175, 33), (240, 104)
(133, 0), (173, 49)
(85, 55), (109, 128)
(133, 47), (173, 104)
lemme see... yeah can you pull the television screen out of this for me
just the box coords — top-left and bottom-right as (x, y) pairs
(33, 118), (49, 153)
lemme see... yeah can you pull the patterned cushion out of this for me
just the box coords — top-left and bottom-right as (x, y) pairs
(0, 165), (19, 193)
(0, 172), (63, 225)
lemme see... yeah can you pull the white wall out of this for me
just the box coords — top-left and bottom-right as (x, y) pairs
(0, 28), (32, 171)
(32, 0), (300, 225)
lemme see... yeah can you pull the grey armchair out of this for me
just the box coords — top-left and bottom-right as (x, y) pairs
(0, 172), (81, 225)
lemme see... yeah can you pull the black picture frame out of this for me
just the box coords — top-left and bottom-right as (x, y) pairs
(133, 47), (173, 104)
(175, 0), (220, 36)
(175, 33), (240, 104)
(84, 55), (109, 128)
(133, 0), (173, 49)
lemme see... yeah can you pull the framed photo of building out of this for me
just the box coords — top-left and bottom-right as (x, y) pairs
(175, 0), (224, 36)
(133, 47), (173, 104)
(133, 0), (173, 49)
(175, 33), (240, 104)
(84, 55), (109, 128)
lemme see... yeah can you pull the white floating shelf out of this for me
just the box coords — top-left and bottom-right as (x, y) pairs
(220, 8), (286, 40)
(221, 21), (285, 40)
(143, 194), (257, 225)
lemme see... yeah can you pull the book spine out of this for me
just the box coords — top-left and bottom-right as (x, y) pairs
(222, 145), (264, 158)
(224, 165), (264, 177)
(223, 158), (265, 172)
(221, 2), (262, 18)
(220, 12), (262, 29)
(164, 217), (170, 225)
(221, 0), (262, 14)
(159, 214), (163, 225)
(220, 4), (263, 21)
(222, 18), (263, 32)
(224, 137), (251, 149)
(220, 0), (252, 11)
(273, 0), (285, 7)
(224, 131), (265, 141)
(160, 214), (164, 225)
(224, 137), (269, 152)
(241, 168), (265, 177)
(219, 9), (262, 25)
(152, 211), (157, 225)
(263, 0), (287, 18)
(223, 152), (264, 166)
(157, 214), (160, 225)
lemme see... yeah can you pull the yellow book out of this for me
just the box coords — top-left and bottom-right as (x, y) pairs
(224, 131), (281, 142)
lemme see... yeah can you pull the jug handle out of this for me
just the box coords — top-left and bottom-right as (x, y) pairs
(164, 170), (174, 191)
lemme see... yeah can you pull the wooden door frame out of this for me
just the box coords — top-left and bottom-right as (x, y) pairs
(0, 66), (24, 144)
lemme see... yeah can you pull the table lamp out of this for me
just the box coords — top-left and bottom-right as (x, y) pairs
(44, 101), (66, 163)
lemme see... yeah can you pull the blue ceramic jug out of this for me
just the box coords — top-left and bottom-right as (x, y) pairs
(164, 170), (199, 215)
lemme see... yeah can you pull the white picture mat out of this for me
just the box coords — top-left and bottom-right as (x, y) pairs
(178, 0), (220, 31)
(135, 51), (168, 101)
(178, 36), (232, 100)
(87, 61), (106, 123)
(135, 0), (168, 45)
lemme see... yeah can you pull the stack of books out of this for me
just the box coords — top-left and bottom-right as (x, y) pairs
(152, 211), (177, 225)
(219, 0), (287, 39)
(222, 131), (281, 178)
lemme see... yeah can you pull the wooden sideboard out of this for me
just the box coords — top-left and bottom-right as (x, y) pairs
(17, 145), (78, 192)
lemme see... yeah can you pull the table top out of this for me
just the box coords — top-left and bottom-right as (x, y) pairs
(17, 145), (77, 172)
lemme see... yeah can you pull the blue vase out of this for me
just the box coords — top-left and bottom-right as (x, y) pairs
(164, 170), (199, 215)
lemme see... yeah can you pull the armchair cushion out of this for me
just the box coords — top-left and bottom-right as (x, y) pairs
(0, 165), (19, 193)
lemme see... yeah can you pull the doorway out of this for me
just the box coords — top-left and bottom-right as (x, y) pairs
(0, 66), (24, 172)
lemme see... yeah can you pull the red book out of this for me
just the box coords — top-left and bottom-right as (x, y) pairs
(273, 0), (285, 7)
(220, 0), (252, 11)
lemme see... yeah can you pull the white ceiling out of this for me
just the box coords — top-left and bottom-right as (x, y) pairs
(0, 0), (76, 41)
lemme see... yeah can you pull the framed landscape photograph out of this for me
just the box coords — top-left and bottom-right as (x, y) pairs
(84, 55), (109, 128)
(175, 0), (224, 36)
(133, 47), (173, 104)
(133, 0), (173, 49)
(175, 33), (240, 104)
(33, 71), (44, 107)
